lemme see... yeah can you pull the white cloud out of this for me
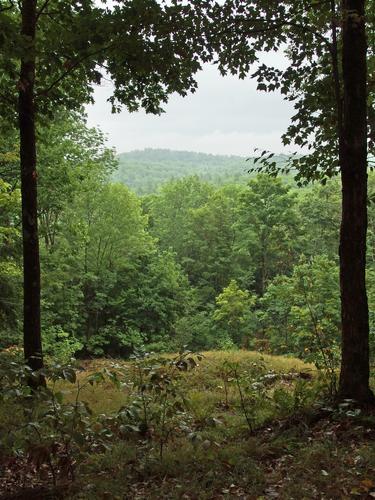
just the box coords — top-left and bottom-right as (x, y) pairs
(86, 63), (295, 156)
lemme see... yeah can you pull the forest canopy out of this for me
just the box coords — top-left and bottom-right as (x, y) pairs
(114, 149), (292, 194)
(2, 115), (375, 369)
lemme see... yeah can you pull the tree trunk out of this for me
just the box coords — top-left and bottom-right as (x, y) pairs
(19, 0), (44, 377)
(338, 0), (375, 404)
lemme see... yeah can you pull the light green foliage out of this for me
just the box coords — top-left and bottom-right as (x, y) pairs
(37, 113), (117, 250)
(42, 179), (189, 354)
(289, 257), (341, 361)
(2, 108), (375, 360)
(147, 176), (213, 260)
(0, 179), (20, 228)
(0, 260), (22, 346)
(34, 115), (191, 357)
(0, 135), (21, 346)
(38, 117), (130, 349)
(182, 186), (242, 301)
(0, 178), (21, 346)
(64, 182), (152, 274)
(43, 326), (83, 364)
(235, 175), (301, 294)
(261, 256), (341, 368)
(297, 180), (341, 260)
(0, 180), (21, 249)
(115, 149), (249, 193)
(148, 180), (245, 305)
(213, 280), (256, 347)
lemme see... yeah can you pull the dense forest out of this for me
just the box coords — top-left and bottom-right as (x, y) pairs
(1, 0), (375, 498)
(2, 114), (375, 367)
(115, 149), (291, 193)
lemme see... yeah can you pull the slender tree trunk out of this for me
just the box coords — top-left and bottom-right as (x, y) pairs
(19, 0), (44, 376)
(338, 0), (374, 404)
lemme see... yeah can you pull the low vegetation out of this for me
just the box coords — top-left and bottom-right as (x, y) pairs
(1, 351), (374, 499)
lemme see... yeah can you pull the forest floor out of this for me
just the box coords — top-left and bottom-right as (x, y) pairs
(1, 351), (375, 499)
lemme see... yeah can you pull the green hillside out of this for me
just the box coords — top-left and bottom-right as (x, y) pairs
(114, 148), (288, 194)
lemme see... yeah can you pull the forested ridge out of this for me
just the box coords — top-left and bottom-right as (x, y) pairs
(114, 149), (291, 193)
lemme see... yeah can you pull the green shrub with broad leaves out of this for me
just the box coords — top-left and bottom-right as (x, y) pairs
(0, 349), (203, 490)
(0, 354), (120, 487)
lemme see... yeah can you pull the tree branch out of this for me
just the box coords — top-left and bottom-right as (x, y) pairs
(214, 17), (331, 50)
(36, 0), (50, 21)
(36, 45), (112, 97)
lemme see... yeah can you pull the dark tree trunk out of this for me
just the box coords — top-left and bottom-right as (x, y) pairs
(338, 0), (375, 404)
(19, 0), (44, 377)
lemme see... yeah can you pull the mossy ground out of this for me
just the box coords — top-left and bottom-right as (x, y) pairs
(61, 351), (313, 414)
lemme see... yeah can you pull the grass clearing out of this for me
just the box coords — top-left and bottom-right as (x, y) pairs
(1, 350), (375, 499)
(61, 351), (315, 414)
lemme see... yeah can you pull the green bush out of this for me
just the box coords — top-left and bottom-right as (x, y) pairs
(43, 326), (83, 363)
(86, 325), (144, 357)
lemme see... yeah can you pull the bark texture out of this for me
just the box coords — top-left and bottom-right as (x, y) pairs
(338, 0), (375, 404)
(19, 0), (44, 375)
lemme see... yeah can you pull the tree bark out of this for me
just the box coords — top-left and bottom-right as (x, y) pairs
(338, 0), (375, 404)
(19, 0), (44, 377)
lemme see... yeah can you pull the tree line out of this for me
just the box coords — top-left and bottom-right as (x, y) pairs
(114, 149), (290, 195)
(2, 113), (375, 373)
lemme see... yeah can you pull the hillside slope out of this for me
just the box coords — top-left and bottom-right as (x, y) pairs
(114, 149), (288, 194)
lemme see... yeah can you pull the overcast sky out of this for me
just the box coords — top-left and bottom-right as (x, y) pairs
(86, 62), (294, 157)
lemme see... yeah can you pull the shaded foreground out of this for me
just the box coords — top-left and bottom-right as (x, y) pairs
(1, 351), (375, 499)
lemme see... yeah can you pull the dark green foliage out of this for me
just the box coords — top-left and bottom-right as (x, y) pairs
(0, 178), (22, 347)
(0, 357), (107, 486)
(3, 111), (375, 361)
(84, 251), (191, 356)
(2, 110), (375, 363)
(235, 175), (302, 294)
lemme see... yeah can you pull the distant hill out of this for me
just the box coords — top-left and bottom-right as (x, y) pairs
(114, 149), (289, 194)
